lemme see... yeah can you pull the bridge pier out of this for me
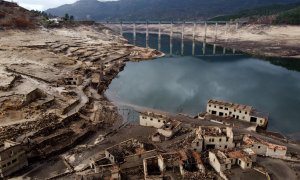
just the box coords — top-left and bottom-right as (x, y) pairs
(120, 22), (123, 36)
(233, 22), (239, 54)
(99, 20), (242, 56)
(133, 23), (136, 45)
(170, 22), (173, 56)
(181, 22), (185, 55)
(204, 22), (207, 42)
(213, 22), (218, 55)
(192, 22), (196, 56)
(214, 22), (218, 42)
(202, 22), (207, 55)
(236, 22), (239, 31)
(146, 21), (149, 48)
(158, 22), (161, 51)
(225, 22), (229, 42)
(213, 44), (216, 55)
(224, 22), (229, 55)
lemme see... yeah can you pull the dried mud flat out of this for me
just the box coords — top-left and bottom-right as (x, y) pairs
(0, 24), (163, 178)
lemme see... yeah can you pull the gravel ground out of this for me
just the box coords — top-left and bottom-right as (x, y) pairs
(257, 156), (300, 180)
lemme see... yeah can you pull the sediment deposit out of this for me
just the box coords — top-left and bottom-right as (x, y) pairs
(0, 24), (163, 165)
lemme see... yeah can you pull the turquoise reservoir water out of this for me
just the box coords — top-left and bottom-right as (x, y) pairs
(106, 33), (300, 135)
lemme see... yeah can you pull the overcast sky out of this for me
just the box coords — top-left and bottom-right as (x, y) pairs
(13, 0), (115, 11)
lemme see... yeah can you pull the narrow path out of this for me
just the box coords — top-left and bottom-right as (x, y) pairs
(66, 79), (90, 116)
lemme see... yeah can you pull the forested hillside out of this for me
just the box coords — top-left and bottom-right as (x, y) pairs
(46, 0), (300, 21)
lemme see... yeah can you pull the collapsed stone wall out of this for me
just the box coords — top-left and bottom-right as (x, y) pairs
(22, 88), (46, 106)
(0, 74), (20, 91)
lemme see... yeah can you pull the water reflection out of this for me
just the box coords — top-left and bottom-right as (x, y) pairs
(266, 57), (300, 73)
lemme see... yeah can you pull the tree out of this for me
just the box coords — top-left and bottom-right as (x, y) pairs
(70, 15), (74, 21)
(64, 13), (69, 21)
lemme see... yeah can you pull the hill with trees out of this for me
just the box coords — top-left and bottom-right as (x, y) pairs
(46, 0), (300, 21)
(275, 6), (300, 24)
(209, 3), (300, 21)
(209, 2), (300, 24)
(0, 0), (41, 28)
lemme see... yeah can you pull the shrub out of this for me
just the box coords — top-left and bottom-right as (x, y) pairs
(0, 12), (5, 19)
(275, 6), (300, 25)
(13, 16), (32, 27)
(0, 18), (13, 27)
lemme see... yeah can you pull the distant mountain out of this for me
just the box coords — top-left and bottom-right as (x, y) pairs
(46, 0), (300, 21)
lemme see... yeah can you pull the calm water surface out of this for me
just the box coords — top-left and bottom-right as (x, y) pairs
(106, 33), (300, 135)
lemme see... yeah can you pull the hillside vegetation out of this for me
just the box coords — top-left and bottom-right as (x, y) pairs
(209, 3), (300, 21)
(46, 0), (300, 21)
(0, 1), (40, 28)
(275, 6), (300, 24)
(209, 2), (300, 25)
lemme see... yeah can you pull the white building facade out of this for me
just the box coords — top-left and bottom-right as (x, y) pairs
(206, 100), (268, 127)
(157, 121), (181, 139)
(243, 135), (287, 158)
(208, 151), (231, 173)
(139, 112), (168, 129)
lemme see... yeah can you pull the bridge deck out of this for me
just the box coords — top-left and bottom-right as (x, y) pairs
(97, 21), (247, 25)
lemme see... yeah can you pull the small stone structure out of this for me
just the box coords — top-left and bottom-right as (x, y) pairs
(179, 150), (206, 176)
(143, 156), (163, 180)
(22, 88), (46, 106)
(192, 126), (235, 152)
(139, 112), (169, 129)
(63, 75), (83, 86)
(140, 112), (182, 141)
(157, 120), (182, 140)
(209, 150), (232, 174)
(0, 74), (19, 91)
(142, 150), (206, 180)
(243, 135), (287, 158)
(209, 148), (257, 180)
(151, 132), (161, 142)
(226, 148), (256, 169)
(105, 139), (157, 165)
(0, 140), (28, 178)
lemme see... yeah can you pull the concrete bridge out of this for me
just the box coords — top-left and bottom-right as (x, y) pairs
(99, 21), (247, 56)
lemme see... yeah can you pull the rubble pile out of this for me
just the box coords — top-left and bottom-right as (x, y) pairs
(0, 113), (59, 143)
